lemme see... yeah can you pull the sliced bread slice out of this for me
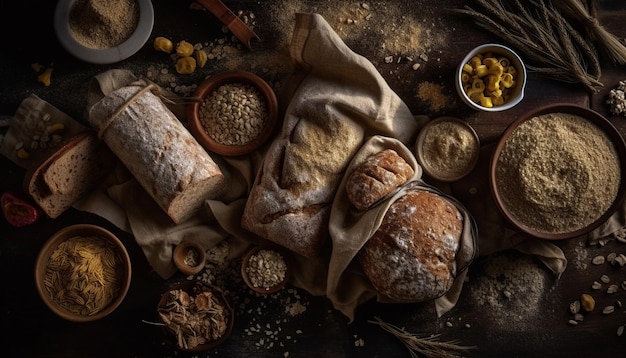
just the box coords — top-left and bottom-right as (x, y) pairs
(24, 130), (117, 218)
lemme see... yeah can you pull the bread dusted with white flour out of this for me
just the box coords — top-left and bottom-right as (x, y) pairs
(346, 149), (414, 211)
(88, 83), (225, 224)
(358, 190), (462, 302)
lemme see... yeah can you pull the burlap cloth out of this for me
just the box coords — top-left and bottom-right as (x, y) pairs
(1, 13), (621, 321)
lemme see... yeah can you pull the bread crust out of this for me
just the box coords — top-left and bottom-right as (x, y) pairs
(358, 190), (462, 302)
(346, 149), (414, 211)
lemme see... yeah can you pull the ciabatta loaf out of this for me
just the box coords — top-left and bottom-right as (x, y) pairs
(88, 83), (225, 224)
(24, 130), (116, 218)
(358, 190), (462, 302)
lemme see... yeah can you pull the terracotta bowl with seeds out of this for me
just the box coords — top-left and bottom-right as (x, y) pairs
(188, 70), (278, 157)
(173, 240), (206, 276)
(241, 245), (291, 294)
(157, 280), (234, 352)
(34, 224), (132, 322)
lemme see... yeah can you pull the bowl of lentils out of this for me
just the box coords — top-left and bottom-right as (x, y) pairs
(188, 70), (278, 156)
(490, 104), (626, 240)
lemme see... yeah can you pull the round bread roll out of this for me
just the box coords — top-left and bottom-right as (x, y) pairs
(358, 190), (462, 302)
(346, 149), (415, 211)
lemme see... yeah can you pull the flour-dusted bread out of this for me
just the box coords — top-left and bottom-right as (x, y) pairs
(358, 190), (463, 302)
(241, 115), (363, 258)
(24, 130), (116, 218)
(346, 149), (414, 211)
(88, 83), (225, 224)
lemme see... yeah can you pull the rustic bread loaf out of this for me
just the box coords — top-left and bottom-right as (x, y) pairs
(241, 115), (363, 258)
(346, 149), (414, 211)
(24, 130), (116, 218)
(88, 83), (225, 224)
(358, 190), (462, 302)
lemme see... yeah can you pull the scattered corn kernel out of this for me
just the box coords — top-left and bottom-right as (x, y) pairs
(46, 123), (65, 134)
(17, 148), (30, 159)
(37, 67), (53, 87)
(31, 63), (43, 72)
(153, 36), (174, 53)
(581, 293), (595, 312)
(195, 49), (208, 68)
(175, 57), (196, 74)
(175, 40), (194, 58)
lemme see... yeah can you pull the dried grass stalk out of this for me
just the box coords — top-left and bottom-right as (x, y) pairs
(368, 316), (477, 358)
(455, 0), (604, 93)
(555, 0), (626, 66)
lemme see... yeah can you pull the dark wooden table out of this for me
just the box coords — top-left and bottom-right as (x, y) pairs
(1, 1), (626, 357)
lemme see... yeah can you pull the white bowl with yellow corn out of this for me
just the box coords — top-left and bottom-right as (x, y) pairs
(456, 43), (527, 112)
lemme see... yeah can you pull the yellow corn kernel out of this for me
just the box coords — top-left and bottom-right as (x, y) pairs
(195, 49), (208, 68)
(175, 57), (196, 74)
(501, 73), (515, 88)
(581, 294), (595, 312)
(462, 63), (474, 73)
(37, 67), (53, 87)
(32, 62), (43, 72)
(474, 64), (488, 77)
(480, 95), (493, 108)
(153, 36), (174, 53)
(486, 74), (501, 92)
(46, 123), (65, 134)
(488, 63), (504, 76)
(483, 57), (498, 67)
(175, 40), (194, 58)
(17, 148), (30, 159)
(461, 72), (471, 84)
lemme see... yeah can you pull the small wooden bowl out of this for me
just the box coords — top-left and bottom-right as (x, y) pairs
(415, 116), (480, 182)
(241, 246), (291, 294)
(173, 240), (206, 276)
(157, 280), (234, 352)
(188, 70), (278, 156)
(34, 224), (132, 322)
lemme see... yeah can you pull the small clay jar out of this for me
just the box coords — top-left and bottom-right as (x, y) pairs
(173, 240), (206, 275)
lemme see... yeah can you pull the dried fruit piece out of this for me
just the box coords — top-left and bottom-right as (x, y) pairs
(581, 293), (595, 312)
(37, 67), (53, 87)
(1, 191), (41, 227)
(153, 36), (174, 53)
(175, 40), (194, 57)
(175, 57), (196, 74)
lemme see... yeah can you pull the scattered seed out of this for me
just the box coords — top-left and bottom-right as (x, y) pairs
(600, 275), (610, 283)
(591, 281), (602, 290)
(568, 319), (578, 326)
(607, 284), (619, 294)
(618, 325), (624, 337)
(570, 300), (580, 314)
(446, 321), (453, 328)
(602, 306), (615, 315)
(592, 255), (606, 265)
(607, 252), (617, 263)
(622, 281), (626, 291)
(574, 313), (584, 322)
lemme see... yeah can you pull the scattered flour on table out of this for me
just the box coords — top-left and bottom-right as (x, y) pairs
(465, 251), (554, 331)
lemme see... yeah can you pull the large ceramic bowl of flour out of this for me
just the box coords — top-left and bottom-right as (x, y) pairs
(490, 104), (626, 240)
(54, 0), (154, 64)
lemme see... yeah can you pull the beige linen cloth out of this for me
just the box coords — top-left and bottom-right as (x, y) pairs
(3, 13), (622, 321)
